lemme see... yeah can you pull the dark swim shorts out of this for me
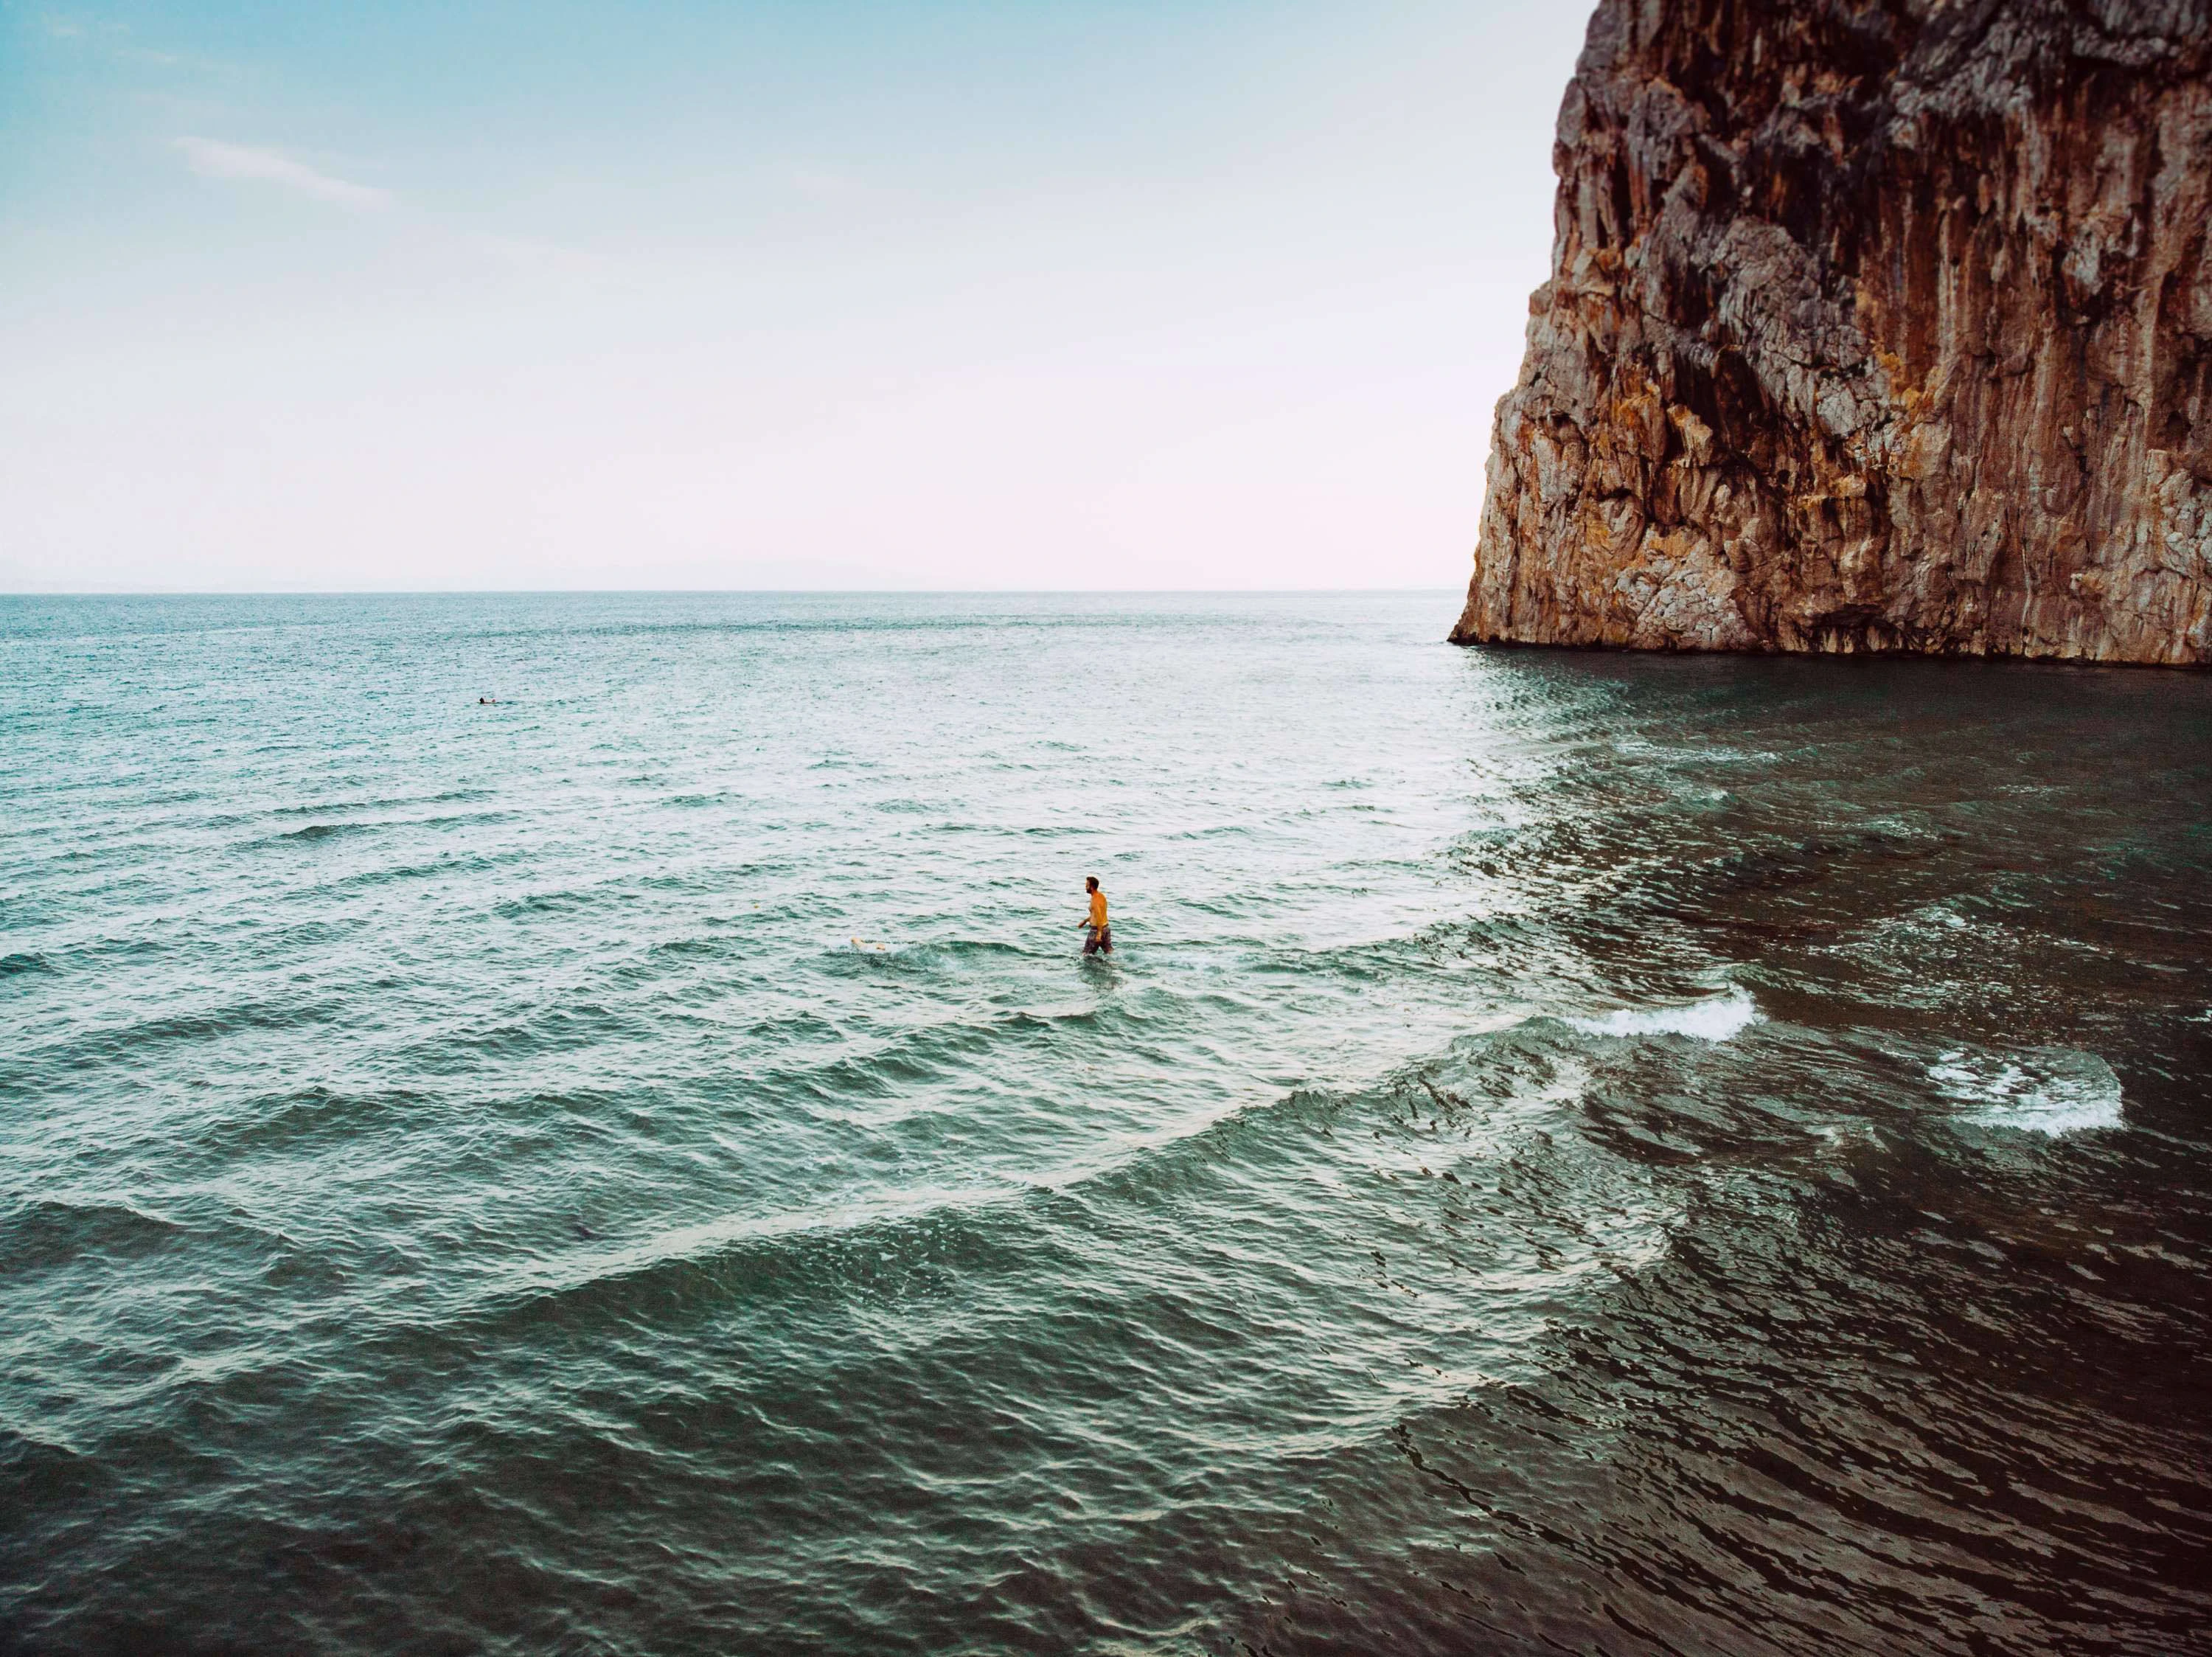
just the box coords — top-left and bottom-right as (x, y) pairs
(1084, 925), (1113, 955)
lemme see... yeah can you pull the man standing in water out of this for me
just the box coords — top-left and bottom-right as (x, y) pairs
(1079, 876), (1113, 956)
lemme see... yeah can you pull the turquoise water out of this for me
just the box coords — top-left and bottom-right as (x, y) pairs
(4, 592), (2210, 1654)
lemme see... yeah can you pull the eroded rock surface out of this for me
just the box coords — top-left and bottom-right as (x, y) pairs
(1453, 0), (2212, 663)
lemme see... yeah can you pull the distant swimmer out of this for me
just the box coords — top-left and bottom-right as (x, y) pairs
(1079, 876), (1113, 956)
(478, 696), (496, 705)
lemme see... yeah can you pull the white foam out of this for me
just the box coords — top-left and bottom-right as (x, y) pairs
(1568, 991), (1762, 1042)
(1927, 1047), (2123, 1136)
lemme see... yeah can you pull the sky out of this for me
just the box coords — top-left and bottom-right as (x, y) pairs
(0, 1), (1592, 592)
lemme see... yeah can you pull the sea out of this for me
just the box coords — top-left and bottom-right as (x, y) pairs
(3, 591), (2208, 1656)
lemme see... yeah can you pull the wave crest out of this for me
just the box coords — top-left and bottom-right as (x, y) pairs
(1927, 1046), (2123, 1136)
(1567, 991), (1761, 1042)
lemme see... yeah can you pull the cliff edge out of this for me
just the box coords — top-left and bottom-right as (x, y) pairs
(1452, 0), (2212, 663)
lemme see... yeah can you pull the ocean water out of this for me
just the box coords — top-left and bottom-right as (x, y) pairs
(3, 591), (2209, 1656)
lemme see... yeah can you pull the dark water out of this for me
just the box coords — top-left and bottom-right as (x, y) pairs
(3, 591), (2210, 1656)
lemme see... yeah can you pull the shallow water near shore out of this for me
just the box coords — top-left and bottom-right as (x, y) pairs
(4, 591), (2209, 1656)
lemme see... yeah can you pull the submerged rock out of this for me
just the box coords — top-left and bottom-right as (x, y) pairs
(1452, 0), (2212, 664)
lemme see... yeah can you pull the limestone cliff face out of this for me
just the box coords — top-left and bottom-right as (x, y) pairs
(1452, 0), (2212, 663)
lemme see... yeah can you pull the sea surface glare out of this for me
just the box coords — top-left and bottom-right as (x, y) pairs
(4, 591), (2211, 1656)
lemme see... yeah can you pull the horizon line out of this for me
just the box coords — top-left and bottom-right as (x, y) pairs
(1, 585), (1464, 599)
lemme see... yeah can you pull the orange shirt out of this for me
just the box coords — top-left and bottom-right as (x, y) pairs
(1088, 891), (1108, 928)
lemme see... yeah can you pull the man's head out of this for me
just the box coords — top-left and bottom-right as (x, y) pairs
(1085, 876), (1099, 892)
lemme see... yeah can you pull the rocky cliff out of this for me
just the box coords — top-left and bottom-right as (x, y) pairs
(1452, 0), (2212, 664)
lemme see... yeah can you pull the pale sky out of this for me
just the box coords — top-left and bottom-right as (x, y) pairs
(0, 1), (1591, 592)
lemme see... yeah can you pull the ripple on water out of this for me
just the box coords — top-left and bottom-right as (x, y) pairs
(1, 594), (2208, 1657)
